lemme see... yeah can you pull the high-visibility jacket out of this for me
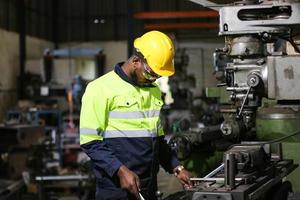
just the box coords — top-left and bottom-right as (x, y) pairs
(80, 63), (180, 199)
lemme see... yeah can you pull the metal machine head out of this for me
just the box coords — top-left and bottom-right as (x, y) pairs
(219, 1), (300, 36)
(211, 0), (300, 138)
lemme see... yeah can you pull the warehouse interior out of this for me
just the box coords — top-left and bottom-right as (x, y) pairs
(1, 0), (300, 199)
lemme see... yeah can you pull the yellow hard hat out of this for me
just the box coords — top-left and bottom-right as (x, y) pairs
(134, 30), (175, 76)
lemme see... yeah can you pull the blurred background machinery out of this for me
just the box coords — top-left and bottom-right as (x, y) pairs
(0, 48), (103, 200)
(0, 111), (94, 200)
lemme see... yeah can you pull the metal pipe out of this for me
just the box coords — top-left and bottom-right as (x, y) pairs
(204, 163), (224, 178)
(227, 87), (250, 92)
(35, 175), (89, 181)
(190, 177), (242, 182)
(231, 93), (254, 100)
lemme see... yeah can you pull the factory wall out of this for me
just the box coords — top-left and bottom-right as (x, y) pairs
(60, 41), (128, 74)
(60, 40), (222, 97)
(0, 28), (54, 121)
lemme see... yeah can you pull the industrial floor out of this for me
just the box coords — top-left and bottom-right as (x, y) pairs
(157, 167), (183, 198)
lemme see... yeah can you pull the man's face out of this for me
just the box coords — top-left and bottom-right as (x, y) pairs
(133, 58), (161, 86)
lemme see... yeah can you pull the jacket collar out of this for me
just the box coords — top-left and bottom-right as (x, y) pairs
(114, 62), (155, 88)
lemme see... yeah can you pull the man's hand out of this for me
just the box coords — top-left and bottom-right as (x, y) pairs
(173, 166), (193, 189)
(117, 165), (141, 199)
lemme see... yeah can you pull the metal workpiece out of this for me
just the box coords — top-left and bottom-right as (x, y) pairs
(224, 153), (237, 190)
(226, 145), (271, 171)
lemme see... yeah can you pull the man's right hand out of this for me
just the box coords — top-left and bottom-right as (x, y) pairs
(117, 165), (141, 200)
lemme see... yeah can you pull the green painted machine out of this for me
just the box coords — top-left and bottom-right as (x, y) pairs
(167, 1), (300, 199)
(256, 105), (300, 191)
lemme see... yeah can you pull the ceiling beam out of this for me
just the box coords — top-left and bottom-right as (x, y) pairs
(134, 10), (218, 19)
(144, 22), (218, 30)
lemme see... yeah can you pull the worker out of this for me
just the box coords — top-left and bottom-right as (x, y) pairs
(71, 74), (85, 110)
(80, 30), (192, 200)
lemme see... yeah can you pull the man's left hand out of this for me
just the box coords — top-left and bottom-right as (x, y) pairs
(175, 168), (193, 189)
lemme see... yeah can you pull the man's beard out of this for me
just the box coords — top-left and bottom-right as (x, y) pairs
(132, 71), (152, 86)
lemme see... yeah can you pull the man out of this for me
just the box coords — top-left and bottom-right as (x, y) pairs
(80, 30), (192, 200)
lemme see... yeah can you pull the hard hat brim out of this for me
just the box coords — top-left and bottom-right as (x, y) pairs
(149, 62), (175, 77)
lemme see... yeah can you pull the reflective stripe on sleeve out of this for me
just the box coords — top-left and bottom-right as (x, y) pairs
(80, 134), (103, 144)
(103, 129), (157, 138)
(158, 127), (164, 136)
(80, 128), (158, 138)
(80, 128), (104, 136)
(108, 110), (160, 119)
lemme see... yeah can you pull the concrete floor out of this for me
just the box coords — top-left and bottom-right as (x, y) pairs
(157, 134), (187, 198)
(157, 167), (183, 198)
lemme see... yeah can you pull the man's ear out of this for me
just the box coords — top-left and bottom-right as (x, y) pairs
(131, 55), (141, 64)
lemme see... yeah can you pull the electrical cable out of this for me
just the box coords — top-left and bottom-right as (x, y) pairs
(229, 129), (300, 148)
(278, 28), (300, 53)
(266, 129), (300, 144)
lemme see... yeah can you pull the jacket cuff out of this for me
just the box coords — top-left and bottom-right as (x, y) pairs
(171, 156), (181, 172)
(106, 160), (123, 177)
